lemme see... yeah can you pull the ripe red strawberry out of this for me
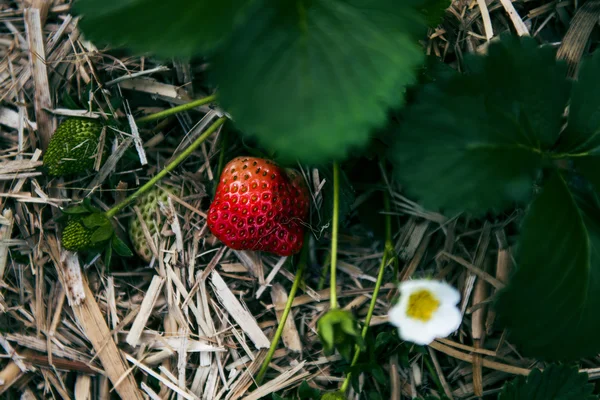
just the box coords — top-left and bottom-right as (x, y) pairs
(207, 157), (310, 256)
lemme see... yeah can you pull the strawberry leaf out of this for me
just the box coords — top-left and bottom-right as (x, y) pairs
(558, 50), (600, 154)
(389, 36), (570, 214)
(74, 0), (251, 57)
(495, 171), (600, 360)
(498, 365), (597, 400)
(212, 0), (425, 163)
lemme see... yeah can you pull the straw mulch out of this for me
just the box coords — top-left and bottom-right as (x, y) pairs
(0, 1), (598, 399)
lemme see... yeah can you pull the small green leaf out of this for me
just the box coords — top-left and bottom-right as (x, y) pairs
(496, 171), (600, 360)
(82, 213), (110, 228)
(75, 0), (251, 57)
(91, 225), (114, 244)
(212, 0), (425, 163)
(498, 365), (597, 400)
(112, 235), (133, 257)
(558, 50), (600, 154)
(298, 380), (320, 400)
(317, 309), (364, 361)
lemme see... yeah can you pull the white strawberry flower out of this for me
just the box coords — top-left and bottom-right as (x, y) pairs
(388, 279), (462, 345)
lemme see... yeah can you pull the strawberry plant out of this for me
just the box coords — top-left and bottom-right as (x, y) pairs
(390, 35), (600, 362)
(32, 0), (600, 398)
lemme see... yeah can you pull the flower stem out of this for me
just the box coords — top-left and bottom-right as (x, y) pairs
(330, 162), (340, 309)
(105, 116), (226, 218)
(340, 192), (394, 393)
(135, 94), (218, 124)
(256, 240), (309, 385)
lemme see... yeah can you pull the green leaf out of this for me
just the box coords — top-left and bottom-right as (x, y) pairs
(389, 36), (569, 214)
(419, 0), (450, 27)
(495, 171), (600, 360)
(91, 225), (114, 244)
(463, 35), (570, 148)
(75, 0), (251, 57)
(112, 235), (133, 257)
(559, 50), (600, 154)
(212, 0), (425, 163)
(498, 365), (597, 400)
(298, 381), (320, 400)
(82, 213), (110, 228)
(389, 79), (542, 215)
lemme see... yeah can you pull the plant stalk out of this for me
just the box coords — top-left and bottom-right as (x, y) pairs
(135, 94), (217, 124)
(330, 162), (340, 309)
(105, 116), (226, 218)
(340, 192), (394, 393)
(256, 240), (309, 385)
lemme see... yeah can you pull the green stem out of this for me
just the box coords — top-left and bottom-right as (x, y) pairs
(330, 162), (340, 310)
(340, 193), (394, 393)
(256, 242), (309, 385)
(135, 94), (218, 124)
(105, 117), (226, 218)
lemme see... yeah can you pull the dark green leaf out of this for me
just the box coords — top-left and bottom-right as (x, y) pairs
(271, 394), (287, 400)
(82, 213), (110, 228)
(574, 157), (600, 195)
(498, 365), (597, 400)
(390, 79), (542, 214)
(419, 0), (450, 27)
(61, 205), (91, 215)
(75, 0), (251, 57)
(91, 225), (114, 243)
(559, 50), (600, 154)
(212, 0), (425, 163)
(496, 171), (600, 360)
(390, 36), (568, 214)
(371, 365), (386, 385)
(298, 380), (320, 400)
(112, 235), (133, 257)
(463, 35), (570, 148)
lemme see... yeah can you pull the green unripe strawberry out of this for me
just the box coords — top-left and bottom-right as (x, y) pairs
(129, 186), (176, 262)
(62, 219), (94, 251)
(44, 118), (103, 176)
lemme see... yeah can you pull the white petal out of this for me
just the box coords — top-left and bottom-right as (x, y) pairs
(396, 318), (437, 345)
(426, 304), (462, 338)
(398, 279), (460, 306)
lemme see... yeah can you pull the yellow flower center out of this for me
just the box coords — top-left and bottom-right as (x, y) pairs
(406, 289), (440, 321)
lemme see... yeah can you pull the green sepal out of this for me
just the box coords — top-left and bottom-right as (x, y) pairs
(317, 309), (364, 362)
(82, 212), (110, 229)
(112, 235), (133, 257)
(90, 224), (114, 243)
